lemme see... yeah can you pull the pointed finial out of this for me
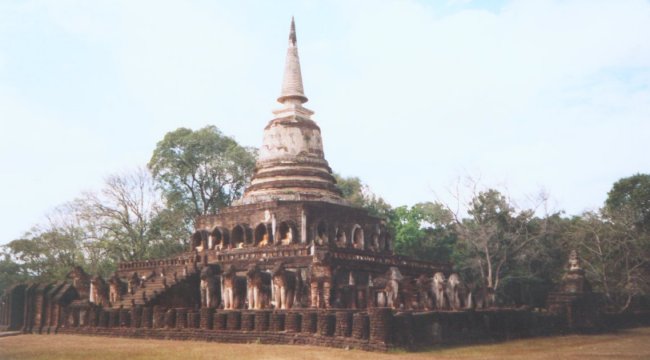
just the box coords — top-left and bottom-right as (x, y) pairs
(277, 17), (308, 105)
(289, 16), (297, 46)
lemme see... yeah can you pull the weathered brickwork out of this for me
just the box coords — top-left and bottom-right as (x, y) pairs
(27, 305), (581, 351)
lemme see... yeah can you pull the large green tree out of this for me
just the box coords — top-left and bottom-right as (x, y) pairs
(3, 219), (86, 285)
(333, 174), (392, 218)
(148, 126), (257, 229)
(605, 173), (650, 233)
(390, 202), (456, 263)
(0, 251), (29, 295)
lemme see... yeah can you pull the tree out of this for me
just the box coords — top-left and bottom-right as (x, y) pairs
(74, 168), (185, 261)
(567, 211), (648, 312)
(451, 189), (552, 292)
(3, 215), (85, 283)
(568, 174), (650, 312)
(334, 174), (392, 218)
(605, 173), (650, 233)
(148, 126), (257, 229)
(1, 168), (187, 291)
(0, 251), (29, 295)
(390, 202), (456, 262)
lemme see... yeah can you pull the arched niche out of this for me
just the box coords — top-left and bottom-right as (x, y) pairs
(314, 220), (328, 245)
(210, 227), (229, 249)
(254, 223), (271, 246)
(351, 225), (364, 250)
(231, 224), (250, 248)
(190, 230), (210, 252)
(335, 226), (348, 248)
(276, 221), (298, 245)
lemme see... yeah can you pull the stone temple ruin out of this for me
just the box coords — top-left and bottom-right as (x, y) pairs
(0, 19), (603, 350)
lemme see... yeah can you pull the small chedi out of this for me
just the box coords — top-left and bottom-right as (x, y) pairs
(546, 250), (599, 329)
(0, 19), (598, 350)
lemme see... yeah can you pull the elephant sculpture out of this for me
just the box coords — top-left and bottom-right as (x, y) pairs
(309, 254), (332, 308)
(89, 275), (109, 306)
(446, 273), (464, 310)
(108, 274), (126, 305)
(272, 262), (301, 309)
(246, 264), (271, 309)
(385, 266), (404, 309)
(432, 272), (448, 310)
(127, 272), (141, 295)
(221, 265), (246, 309)
(200, 265), (220, 308)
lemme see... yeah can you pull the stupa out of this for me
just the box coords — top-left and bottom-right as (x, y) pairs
(108, 18), (446, 312)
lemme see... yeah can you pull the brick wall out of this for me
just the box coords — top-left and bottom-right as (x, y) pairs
(30, 303), (639, 351)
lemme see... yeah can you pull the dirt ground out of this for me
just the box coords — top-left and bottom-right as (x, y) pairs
(1, 327), (649, 360)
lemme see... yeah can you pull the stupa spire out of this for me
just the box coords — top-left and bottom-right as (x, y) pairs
(239, 17), (343, 205)
(277, 17), (308, 106)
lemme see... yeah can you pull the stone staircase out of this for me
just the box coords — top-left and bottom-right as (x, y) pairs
(112, 263), (200, 309)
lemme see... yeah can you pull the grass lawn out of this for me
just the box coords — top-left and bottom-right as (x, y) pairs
(1, 327), (650, 360)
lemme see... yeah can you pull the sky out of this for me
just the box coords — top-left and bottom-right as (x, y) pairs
(0, 0), (649, 245)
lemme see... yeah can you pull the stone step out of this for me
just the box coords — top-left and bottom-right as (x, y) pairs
(111, 268), (199, 308)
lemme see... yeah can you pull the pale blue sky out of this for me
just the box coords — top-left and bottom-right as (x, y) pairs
(1, 0), (649, 244)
